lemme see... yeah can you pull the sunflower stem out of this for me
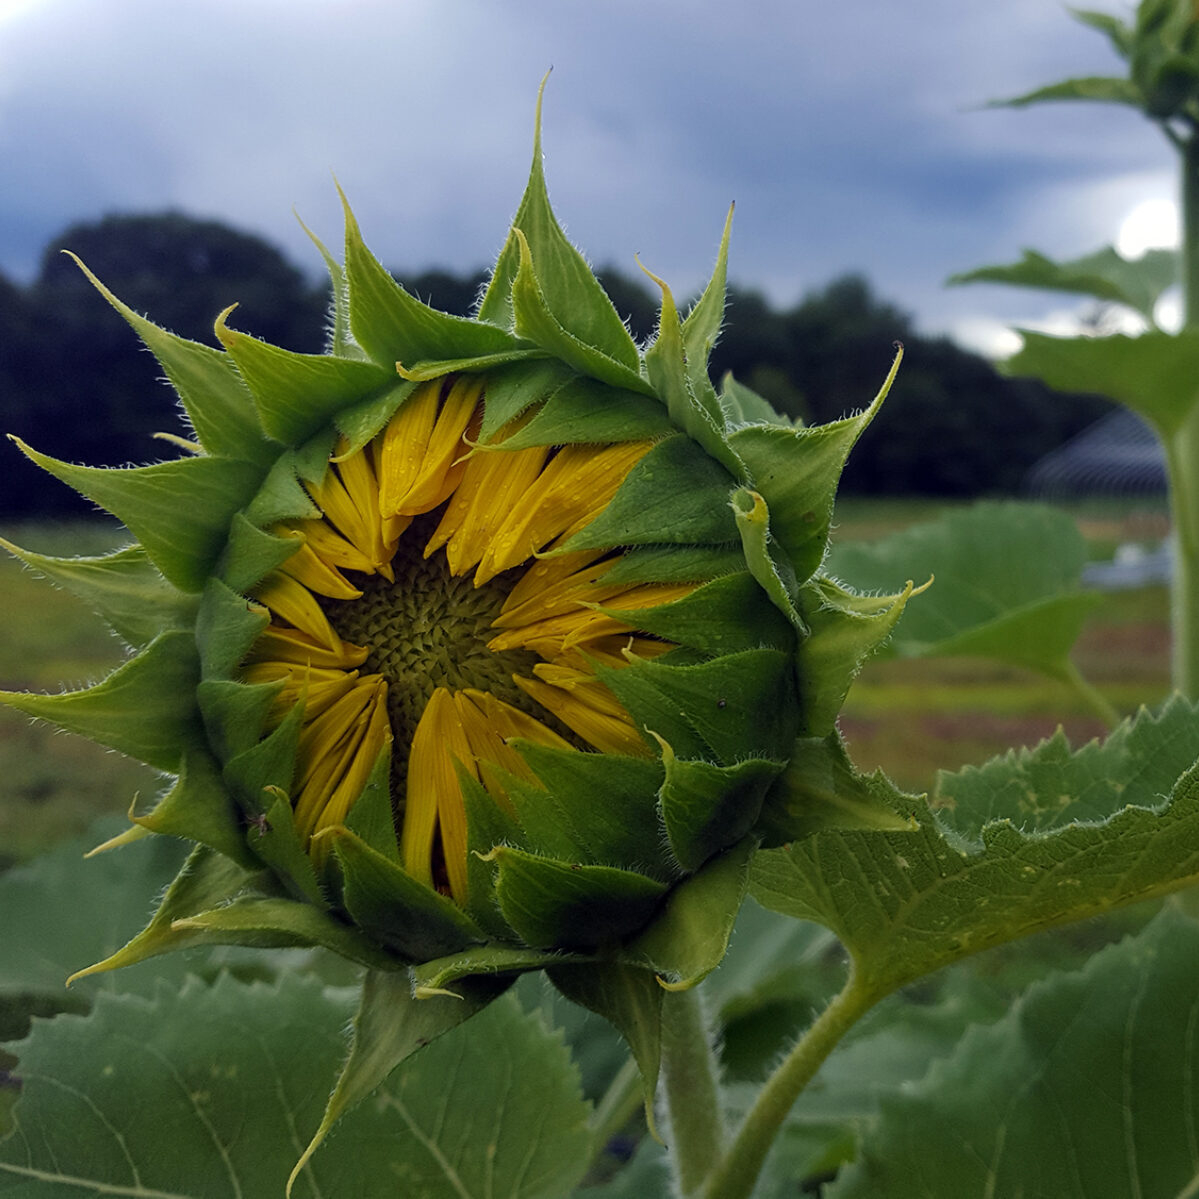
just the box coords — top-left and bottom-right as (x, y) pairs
(701, 967), (877, 1199)
(660, 987), (725, 1194)
(590, 1057), (644, 1156)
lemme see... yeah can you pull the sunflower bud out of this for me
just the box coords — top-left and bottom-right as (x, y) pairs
(1, 83), (913, 1164)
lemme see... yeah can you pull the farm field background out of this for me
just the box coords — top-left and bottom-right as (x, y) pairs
(0, 497), (1173, 867)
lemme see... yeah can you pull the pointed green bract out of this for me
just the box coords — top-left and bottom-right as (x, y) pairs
(480, 77), (641, 378)
(130, 744), (258, 869)
(511, 745), (676, 880)
(730, 488), (806, 631)
(795, 577), (913, 736)
(550, 961), (663, 1134)
(196, 577), (270, 680)
(0, 538), (196, 649)
(511, 230), (652, 395)
(218, 513), (302, 594)
(566, 434), (740, 550)
(288, 968), (509, 1194)
(12, 441), (264, 593)
(490, 373), (675, 449)
(601, 648), (797, 765)
(642, 260), (746, 482)
(992, 75), (1143, 107)
(216, 312), (395, 444)
(0, 630), (198, 772)
(63, 252), (278, 466)
(657, 740), (781, 871)
(629, 837), (757, 989)
(338, 188), (519, 369)
(328, 826), (485, 961)
(729, 348), (898, 582)
(65, 845), (262, 985)
(492, 848), (670, 950)
(601, 571), (795, 655)
(681, 204), (735, 398)
(334, 378), (415, 455)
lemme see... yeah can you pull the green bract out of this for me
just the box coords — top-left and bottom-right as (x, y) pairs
(0, 85), (910, 1171)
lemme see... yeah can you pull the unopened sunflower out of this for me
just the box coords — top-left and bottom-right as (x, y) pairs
(1, 87), (914, 1165)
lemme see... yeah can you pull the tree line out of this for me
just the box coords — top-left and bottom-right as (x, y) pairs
(0, 212), (1110, 516)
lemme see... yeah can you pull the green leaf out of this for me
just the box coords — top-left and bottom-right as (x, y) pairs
(196, 576), (270, 680)
(63, 252), (278, 467)
(334, 378), (415, 455)
(338, 188), (521, 370)
(564, 434), (739, 550)
(720, 372), (795, 427)
(479, 75), (641, 378)
(750, 699), (1199, 999)
(10, 441), (263, 593)
(1004, 327), (1199, 439)
(216, 311), (395, 445)
(991, 75), (1144, 108)
(217, 512), (301, 595)
(1072, 8), (1135, 59)
(728, 348), (899, 582)
(0, 538), (196, 650)
(0, 819), (190, 1004)
(826, 501), (1102, 681)
(948, 245), (1178, 321)
(830, 910), (1199, 1199)
(296, 212), (360, 359)
(1, 975), (592, 1199)
(0, 630), (199, 772)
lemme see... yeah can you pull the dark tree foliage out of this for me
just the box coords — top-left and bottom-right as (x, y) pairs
(0, 214), (1111, 516)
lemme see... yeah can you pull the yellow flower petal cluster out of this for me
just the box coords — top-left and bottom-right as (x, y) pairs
(244, 373), (689, 892)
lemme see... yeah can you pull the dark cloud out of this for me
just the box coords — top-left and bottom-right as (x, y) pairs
(0, 0), (1180, 352)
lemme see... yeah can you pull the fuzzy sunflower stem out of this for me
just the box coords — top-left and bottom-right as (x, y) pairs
(1174, 130), (1199, 697)
(701, 969), (878, 1199)
(1060, 659), (1121, 730)
(660, 987), (726, 1194)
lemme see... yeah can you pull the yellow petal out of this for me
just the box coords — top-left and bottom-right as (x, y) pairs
(275, 532), (363, 600)
(245, 627), (369, 670)
(256, 573), (343, 653)
(514, 673), (650, 757)
(476, 440), (653, 583)
(401, 687), (478, 901)
(389, 375), (483, 516)
(280, 518), (374, 576)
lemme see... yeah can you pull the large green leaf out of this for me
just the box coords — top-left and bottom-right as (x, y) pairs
(0, 820), (190, 1005)
(825, 501), (1102, 682)
(0, 977), (593, 1199)
(949, 245), (1178, 321)
(751, 698), (1199, 999)
(1004, 327), (1199, 439)
(829, 909), (1199, 1199)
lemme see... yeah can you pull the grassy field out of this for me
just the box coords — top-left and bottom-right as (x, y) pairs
(0, 498), (1175, 863)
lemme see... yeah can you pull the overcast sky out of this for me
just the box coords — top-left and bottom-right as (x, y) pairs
(0, 0), (1179, 355)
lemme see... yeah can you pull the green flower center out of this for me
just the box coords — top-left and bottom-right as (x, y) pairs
(319, 515), (541, 757)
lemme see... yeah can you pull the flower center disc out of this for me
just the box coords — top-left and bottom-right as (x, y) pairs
(319, 514), (541, 760)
